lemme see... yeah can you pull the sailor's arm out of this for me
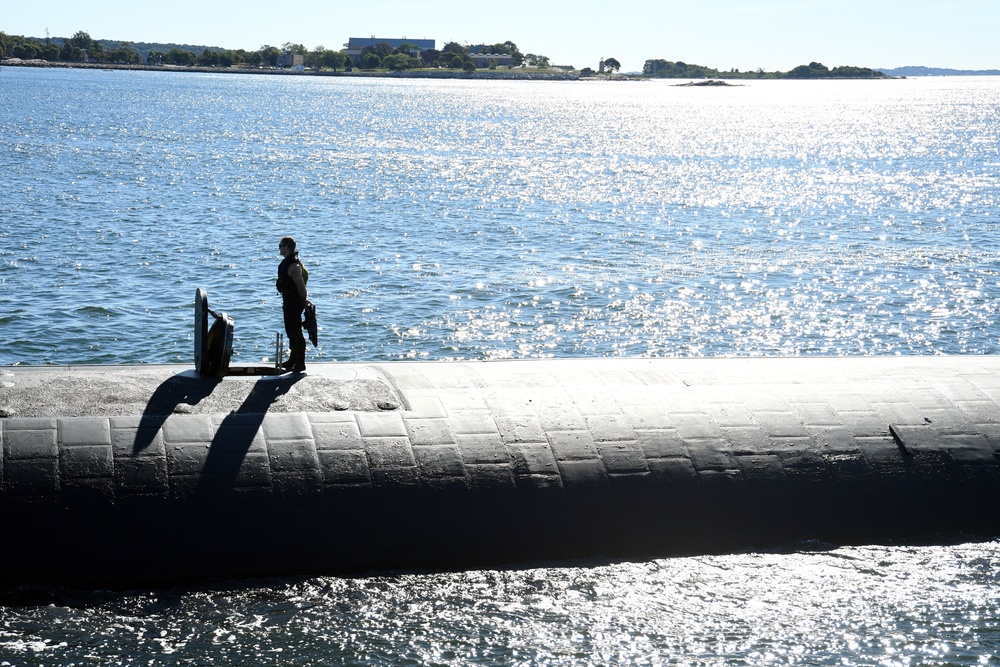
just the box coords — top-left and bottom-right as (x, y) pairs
(289, 264), (307, 300)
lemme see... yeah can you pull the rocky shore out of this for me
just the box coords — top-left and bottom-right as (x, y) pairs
(674, 79), (741, 87)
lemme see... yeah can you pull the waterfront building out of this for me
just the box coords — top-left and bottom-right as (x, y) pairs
(276, 52), (304, 68)
(468, 52), (514, 68)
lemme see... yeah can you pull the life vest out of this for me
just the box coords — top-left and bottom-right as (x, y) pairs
(277, 253), (308, 297)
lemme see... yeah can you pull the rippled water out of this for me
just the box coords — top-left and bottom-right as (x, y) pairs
(2, 541), (998, 666)
(2, 69), (998, 364)
(3, 69), (1000, 664)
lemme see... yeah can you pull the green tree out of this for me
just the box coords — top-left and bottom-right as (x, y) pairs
(382, 53), (412, 70)
(366, 42), (394, 58)
(322, 50), (348, 71)
(450, 53), (464, 69)
(258, 45), (281, 66)
(40, 43), (61, 61)
(442, 41), (465, 56)
(788, 62), (829, 78)
(603, 57), (621, 72)
(305, 45), (326, 68)
(63, 31), (104, 61)
(68, 30), (93, 51)
(470, 42), (507, 55)
(463, 60), (477, 73)
(164, 48), (196, 66)
(198, 49), (220, 66)
(108, 44), (140, 64)
(523, 53), (550, 68)
(829, 65), (885, 78)
(420, 48), (441, 66)
(488, 58), (497, 70)
(509, 43), (524, 66)
(361, 52), (381, 70)
(13, 41), (41, 59)
(469, 40), (523, 65)
(643, 59), (721, 78)
(61, 44), (84, 62)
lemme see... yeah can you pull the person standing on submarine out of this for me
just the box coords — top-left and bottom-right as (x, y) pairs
(277, 236), (308, 373)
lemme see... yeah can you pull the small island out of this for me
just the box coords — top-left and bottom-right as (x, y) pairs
(644, 59), (888, 79)
(673, 79), (741, 87)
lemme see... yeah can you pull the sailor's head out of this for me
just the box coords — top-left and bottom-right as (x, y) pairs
(279, 236), (297, 256)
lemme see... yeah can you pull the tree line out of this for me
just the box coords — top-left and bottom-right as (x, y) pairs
(351, 40), (540, 72)
(643, 59), (887, 79)
(0, 31), (551, 73)
(1, 31), (143, 64)
(0, 31), (329, 68)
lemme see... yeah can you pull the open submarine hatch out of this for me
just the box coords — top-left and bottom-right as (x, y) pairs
(194, 287), (284, 379)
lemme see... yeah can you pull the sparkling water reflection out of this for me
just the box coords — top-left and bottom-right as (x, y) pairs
(1, 70), (998, 364)
(2, 68), (999, 666)
(2, 541), (998, 665)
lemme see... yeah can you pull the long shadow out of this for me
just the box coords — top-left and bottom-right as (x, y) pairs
(134, 374), (220, 454)
(197, 375), (304, 496)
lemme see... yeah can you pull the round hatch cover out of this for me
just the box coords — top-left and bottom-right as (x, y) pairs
(195, 287), (234, 378)
(194, 287), (209, 374)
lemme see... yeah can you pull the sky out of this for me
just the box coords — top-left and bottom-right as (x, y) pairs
(4, 0), (998, 73)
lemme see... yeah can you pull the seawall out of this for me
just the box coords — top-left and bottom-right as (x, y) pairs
(2, 357), (999, 587)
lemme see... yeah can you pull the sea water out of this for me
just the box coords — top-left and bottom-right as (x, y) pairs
(2, 69), (998, 364)
(1, 68), (999, 665)
(1, 542), (998, 666)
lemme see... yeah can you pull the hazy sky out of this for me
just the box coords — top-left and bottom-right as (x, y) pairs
(4, 0), (997, 72)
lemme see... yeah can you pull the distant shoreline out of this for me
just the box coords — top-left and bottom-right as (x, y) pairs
(11, 58), (994, 82)
(876, 65), (1000, 77)
(0, 58), (581, 80)
(0, 58), (897, 82)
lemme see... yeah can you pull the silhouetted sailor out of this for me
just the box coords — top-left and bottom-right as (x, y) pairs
(276, 236), (309, 373)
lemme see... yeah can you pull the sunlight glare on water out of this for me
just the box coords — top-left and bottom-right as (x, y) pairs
(1, 71), (998, 364)
(2, 542), (998, 666)
(2, 68), (1000, 667)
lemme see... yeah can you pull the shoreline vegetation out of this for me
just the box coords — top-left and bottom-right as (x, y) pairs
(1, 30), (895, 80)
(0, 57), (582, 80)
(643, 59), (887, 79)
